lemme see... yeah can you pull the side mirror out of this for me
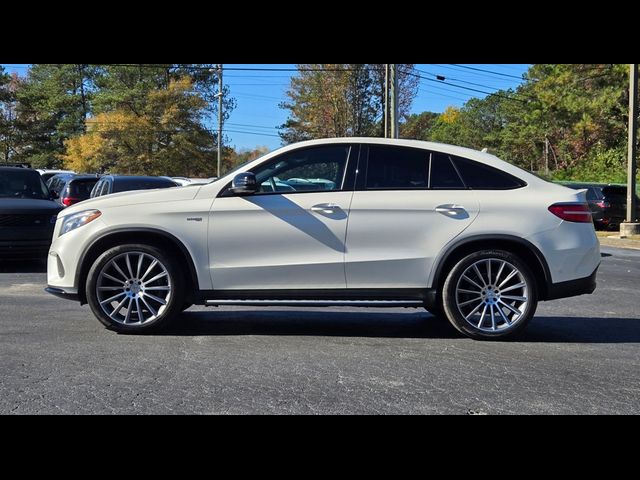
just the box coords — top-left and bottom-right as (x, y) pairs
(231, 172), (259, 195)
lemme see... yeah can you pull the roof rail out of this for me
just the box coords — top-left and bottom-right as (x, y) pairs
(0, 163), (32, 169)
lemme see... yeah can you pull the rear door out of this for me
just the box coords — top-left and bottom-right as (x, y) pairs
(345, 145), (479, 289)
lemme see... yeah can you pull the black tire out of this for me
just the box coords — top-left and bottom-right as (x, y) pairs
(442, 250), (538, 340)
(86, 244), (186, 333)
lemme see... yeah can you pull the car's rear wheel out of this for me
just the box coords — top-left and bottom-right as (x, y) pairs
(442, 250), (538, 340)
(86, 244), (185, 333)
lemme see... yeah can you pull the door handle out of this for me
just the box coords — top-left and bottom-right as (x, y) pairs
(435, 205), (467, 216)
(311, 204), (342, 214)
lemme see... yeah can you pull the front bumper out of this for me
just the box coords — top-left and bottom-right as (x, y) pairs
(545, 266), (598, 301)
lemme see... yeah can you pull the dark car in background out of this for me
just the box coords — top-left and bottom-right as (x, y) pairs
(562, 182), (640, 230)
(91, 176), (178, 198)
(0, 167), (62, 257)
(49, 174), (100, 208)
(600, 186), (640, 228)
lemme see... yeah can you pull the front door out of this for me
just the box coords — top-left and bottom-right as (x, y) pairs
(209, 145), (355, 290)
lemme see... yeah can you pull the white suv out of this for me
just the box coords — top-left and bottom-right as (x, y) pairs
(46, 139), (600, 340)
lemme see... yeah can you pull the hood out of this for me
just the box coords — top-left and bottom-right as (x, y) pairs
(61, 186), (202, 216)
(0, 198), (62, 215)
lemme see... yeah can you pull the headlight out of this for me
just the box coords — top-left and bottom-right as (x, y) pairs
(60, 210), (102, 236)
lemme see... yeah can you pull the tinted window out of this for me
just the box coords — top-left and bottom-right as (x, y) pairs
(253, 145), (350, 194)
(113, 178), (176, 193)
(429, 153), (465, 189)
(366, 146), (428, 190)
(68, 179), (99, 200)
(0, 170), (50, 200)
(452, 156), (525, 190)
(586, 187), (603, 201)
(602, 186), (626, 198)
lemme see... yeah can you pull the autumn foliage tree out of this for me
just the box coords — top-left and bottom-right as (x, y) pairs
(63, 78), (215, 176)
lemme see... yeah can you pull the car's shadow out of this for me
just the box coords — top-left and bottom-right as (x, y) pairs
(161, 310), (640, 343)
(0, 259), (47, 274)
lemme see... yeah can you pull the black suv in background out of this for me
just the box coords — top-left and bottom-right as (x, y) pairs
(0, 167), (62, 257)
(600, 186), (640, 228)
(562, 183), (640, 230)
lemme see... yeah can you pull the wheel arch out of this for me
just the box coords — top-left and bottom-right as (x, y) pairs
(431, 235), (552, 301)
(76, 228), (199, 305)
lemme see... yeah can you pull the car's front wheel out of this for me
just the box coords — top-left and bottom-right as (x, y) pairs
(442, 250), (538, 340)
(86, 244), (185, 333)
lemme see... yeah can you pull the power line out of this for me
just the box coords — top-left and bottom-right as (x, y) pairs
(404, 69), (528, 104)
(448, 64), (527, 80)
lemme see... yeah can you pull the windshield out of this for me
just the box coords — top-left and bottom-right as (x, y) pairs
(0, 170), (50, 200)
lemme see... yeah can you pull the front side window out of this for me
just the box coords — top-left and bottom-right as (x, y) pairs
(366, 145), (429, 190)
(251, 145), (350, 195)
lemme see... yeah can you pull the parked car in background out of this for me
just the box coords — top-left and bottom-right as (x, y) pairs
(0, 167), (62, 257)
(91, 176), (178, 198)
(47, 173), (76, 198)
(170, 177), (215, 186)
(38, 169), (76, 184)
(47, 138), (600, 340)
(600, 186), (640, 228)
(50, 175), (100, 208)
(561, 182), (640, 230)
(560, 183), (607, 229)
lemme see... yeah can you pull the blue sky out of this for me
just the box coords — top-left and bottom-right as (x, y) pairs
(2, 63), (530, 151)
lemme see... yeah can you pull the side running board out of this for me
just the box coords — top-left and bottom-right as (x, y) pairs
(206, 299), (425, 308)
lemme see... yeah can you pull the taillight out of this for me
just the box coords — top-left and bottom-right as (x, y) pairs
(62, 197), (80, 207)
(548, 203), (593, 223)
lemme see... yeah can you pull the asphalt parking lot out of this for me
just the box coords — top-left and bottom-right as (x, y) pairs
(1, 246), (639, 415)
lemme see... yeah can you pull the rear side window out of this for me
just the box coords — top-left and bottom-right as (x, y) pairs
(452, 156), (526, 190)
(366, 146), (428, 190)
(429, 153), (465, 189)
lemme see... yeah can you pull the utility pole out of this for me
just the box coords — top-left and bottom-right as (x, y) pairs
(384, 64), (390, 138)
(217, 64), (224, 179)
(622, 63), (639, 237)
(544, 136), (550, 176)
(390, 64), (399, 139)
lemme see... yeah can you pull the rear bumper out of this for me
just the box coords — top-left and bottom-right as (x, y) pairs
(45, 286), (80, 302)
(545, 266), (598, 301)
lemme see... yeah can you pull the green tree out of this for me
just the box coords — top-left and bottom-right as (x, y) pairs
(13, 64), (97, 167)
(400, 111), (439, 140)
(0, 66), (15, 162)
(279, 64), (418, 144)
